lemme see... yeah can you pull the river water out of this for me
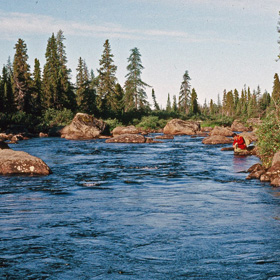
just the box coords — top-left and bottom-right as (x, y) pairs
(1, 135), (280, 280)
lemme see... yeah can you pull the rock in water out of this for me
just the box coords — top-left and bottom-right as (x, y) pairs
(163, 119), (200, 135)
(60, 113), (109, 140)
(0, 149), (52, 175)
(106, 134), (146, 143)
(112, 125), (139, 136)
(202, 135), (233, 144)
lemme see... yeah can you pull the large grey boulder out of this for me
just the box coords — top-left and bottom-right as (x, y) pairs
(60, 113), (109, 140)
(163, 119), (200, 135)
(0, 149), (52, 175)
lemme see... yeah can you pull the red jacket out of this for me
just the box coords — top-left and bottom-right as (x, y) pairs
(233, 135), (246, 150)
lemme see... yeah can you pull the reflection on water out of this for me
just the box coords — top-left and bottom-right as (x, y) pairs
(1, 136), (280, 280)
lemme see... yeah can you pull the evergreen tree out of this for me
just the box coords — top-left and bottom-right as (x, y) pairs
(259, 90), (271, 114)
(42, 33), (60, 109)
(233, 89), (239, 110)
(151, 88), (160, 110)
(56, 30), (76, 110)
(178, 70), (191, 114)
(12, 38), (32, 112)
(124, 47), (150, 111)
(32, 58), (43, 115)
(5, 60), (15, 113)
(190, 88), (199, 115)
(225, 90), (234, 116)
(209, 99), (215, 115)
(172, 95), (178, 112)
(166, 93), (171, 112)
(115, 83), (125, 116)
(97, 39), (118, 116)
(43, 31), (76, 111)
(76, 58), (96, 114)
(272, 73), (280, 104)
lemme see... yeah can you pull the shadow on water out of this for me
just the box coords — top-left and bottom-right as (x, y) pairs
(1, 136), (280, 280)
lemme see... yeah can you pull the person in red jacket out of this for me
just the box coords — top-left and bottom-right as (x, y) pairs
(232, 133), (247, 152)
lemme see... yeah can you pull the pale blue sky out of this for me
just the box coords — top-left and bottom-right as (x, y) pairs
(0, 0), (279, 107)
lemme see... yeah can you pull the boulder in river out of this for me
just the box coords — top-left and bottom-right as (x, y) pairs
(112, 125), (139, 136)
(106, 134), (146, 143)
(0, 149), (52, 175)
(202, 135), (233, 145)
(163, 119), (200, 135)
(60, 113), (109, 140)
(209, 126), (234, 137)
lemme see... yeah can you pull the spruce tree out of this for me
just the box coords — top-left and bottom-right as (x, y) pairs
(190, 88), (199, 115)
(56, 30), (76, 110)
(124, 47), (150, 111)
(151, 88), (160, 110)
(76, 57), (96, 114)
(166, 93), (171, 112)
(178, 70), (191, 114)
(97, 39), (118, 116)
(32, 58), (43, 115)
(172, 95), (178, 113)
(272, 73), (280, 104)
(42, 33), (60, 109)
(12, 38), (32, 113)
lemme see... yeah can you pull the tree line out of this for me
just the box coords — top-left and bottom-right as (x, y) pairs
(0, 28), (279, 132)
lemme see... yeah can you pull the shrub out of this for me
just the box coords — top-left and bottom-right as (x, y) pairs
(105, 118), (123, 131)
(42, 108), (74, 128)
(256, 111), (280, 167)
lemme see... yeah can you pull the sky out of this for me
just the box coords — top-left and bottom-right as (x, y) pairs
(0, 0), (279, 107)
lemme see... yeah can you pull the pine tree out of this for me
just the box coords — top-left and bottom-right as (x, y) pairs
(209, 99), (215, 115)
(151, 88), (160, 110)
(32, 58), (43, 115)
(97, 39), (118, 116)
(12, 38), (32, 112)
(43, 31), (76, 111)
(272, 73), (280, 104)
(115, 83), (125, 116)
(178, 70), (191, 114)
(190, 88), (199, 115)
(42, 33), (60, 109)
(172, 95), (178, 112)
(166, 93), (171, 112)
(56, 30), (76, 110)
(76, 58), (96, 114)
(124, 47), (150, 111)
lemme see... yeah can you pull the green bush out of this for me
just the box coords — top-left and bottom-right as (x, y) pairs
(42, 108), (74, 128)
(105, 118), (123, 131)
(256, 111), (280, 167)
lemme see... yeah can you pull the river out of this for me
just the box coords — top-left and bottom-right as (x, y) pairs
(1, 136), (280, 280)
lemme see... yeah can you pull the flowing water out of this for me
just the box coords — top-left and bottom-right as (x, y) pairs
(1, 136), (280, 280)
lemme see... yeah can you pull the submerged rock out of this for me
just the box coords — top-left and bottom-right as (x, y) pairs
(106, 134), (146, 143)
(155, 134), (174, 139)
(0, 149), (52, 175)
